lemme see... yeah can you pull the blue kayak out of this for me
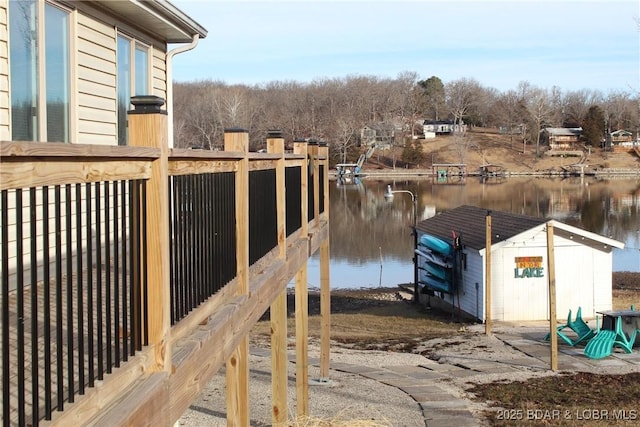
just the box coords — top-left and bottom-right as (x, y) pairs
(418, 234), (452, 256)
(418, 269), (451, 293)
(422, 260), (452, 281)
(415, 248), (452, 268)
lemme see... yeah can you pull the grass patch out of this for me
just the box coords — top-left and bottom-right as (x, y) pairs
(467, 372), (640, 426)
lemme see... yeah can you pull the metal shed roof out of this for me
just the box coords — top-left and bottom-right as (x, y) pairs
(416, 205), (624, 252)
(416, 205), (546, 250)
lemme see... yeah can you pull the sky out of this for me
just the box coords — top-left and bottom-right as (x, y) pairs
(170, 0), (640, 93)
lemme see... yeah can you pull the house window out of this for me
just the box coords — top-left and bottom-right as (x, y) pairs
(9, 0), (70, 142)
(117, 35), (149, 146)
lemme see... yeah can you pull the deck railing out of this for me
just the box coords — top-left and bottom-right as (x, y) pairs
(0, 97), (330, 426)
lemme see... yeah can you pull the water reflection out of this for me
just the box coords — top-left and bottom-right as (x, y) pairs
(311, 176), (640, 289)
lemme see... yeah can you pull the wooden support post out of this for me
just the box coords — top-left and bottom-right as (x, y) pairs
(224, 128), (250, 427)
(318, 143), (330, 381)
(127, 96), (170, 373)
(308, 141), (320, 225)
(267, 131), (288, 425)
(547, 222), (558, 371)
(485, 211), (492, 336)
(293, 139), (309, 418)
(294, 265), (309, 418)
(293, 140), (308, 238)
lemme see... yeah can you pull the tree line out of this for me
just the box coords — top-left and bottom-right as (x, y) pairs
(172, 72), (639, 163)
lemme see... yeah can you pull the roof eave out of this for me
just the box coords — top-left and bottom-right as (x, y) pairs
(97, 0), (208, 43)
(548, 220), (625, 250)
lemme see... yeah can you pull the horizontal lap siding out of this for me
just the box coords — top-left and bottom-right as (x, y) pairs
(77, 14), (117, 146)
(454, 251), (483, 320)
(442, 251), (484, 321)
(0, 3), (8, 140)
(152, 48), (167, 100)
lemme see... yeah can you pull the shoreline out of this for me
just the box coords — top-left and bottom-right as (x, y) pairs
(330, 168), (640, 179)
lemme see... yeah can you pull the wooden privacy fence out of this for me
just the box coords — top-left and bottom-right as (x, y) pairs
(0, 96), (331, 426)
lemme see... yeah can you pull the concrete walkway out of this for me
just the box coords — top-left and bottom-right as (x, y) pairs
(287, 327), (640, 427)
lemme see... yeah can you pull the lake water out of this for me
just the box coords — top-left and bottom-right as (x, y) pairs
(304, 176), (640, 289)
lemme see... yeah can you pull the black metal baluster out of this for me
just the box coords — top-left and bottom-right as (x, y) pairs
(186, 176), (193, 313)
(129, 181), (138, 354)
(75, 184), (85, 395)
(176, 177), (185, 320)
(95, 182), (104, 380)
(2, 190), (10, 426)
(141, 182), (148, 346)
(55, 186), (64, 410)
(120, 181), (128, 360)
(29, 188), (39, 425)
(205, 174), (213, 297)
(113, 182), (120, 367)
(86, 183), (94, 386)
(65, 184), (74, 403)
(169, 178), (176, 324)
(194, 175), (202, 304)
(42, 187), (52, 419)
(16, 189), (25, 426)
(104, 183), (112, 372)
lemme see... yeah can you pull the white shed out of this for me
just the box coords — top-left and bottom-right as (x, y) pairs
(415, 205), (625, 322)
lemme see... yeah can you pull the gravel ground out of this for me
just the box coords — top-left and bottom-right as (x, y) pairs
(177, 341), (426, 426)
(177, 276), (639, 426)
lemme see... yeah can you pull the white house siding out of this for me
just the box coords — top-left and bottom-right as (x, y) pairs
(591, 250), (613, 315)
(459, 251), (484, 320)
(554, 239), (612, 318)
(499, 244), (549, 321)
(152, 47), (167, 100)
(77, 13), (118, 145)
(0, 2), (8, 141)
(437, 250), (485, 321)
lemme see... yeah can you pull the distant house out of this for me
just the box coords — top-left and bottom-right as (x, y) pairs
(498, 124), (525, 135)
(608, 130), (636, 151)
(540, 127), (582, 150)
(423, 120), (466, 137)
(360, 122), (394, 148)
(415, 205), (623, 322)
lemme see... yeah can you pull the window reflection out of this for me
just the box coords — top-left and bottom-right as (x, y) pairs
(117, 36), (131, 146)
(9, 0), (70, 143)
(9, 0), (38, 141)
(117, 36), (150, 145)
(135, 45), (148, 96)
(45, 3), (70, 142)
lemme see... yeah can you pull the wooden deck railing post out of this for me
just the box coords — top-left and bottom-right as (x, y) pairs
(224, 128), (250, 427)
(127, 96), (171, 373)
(292, 139), (309, 418)
(308, 141), (320, 225)
(318, 142), (331, 381)
(267, 131), (288, 426)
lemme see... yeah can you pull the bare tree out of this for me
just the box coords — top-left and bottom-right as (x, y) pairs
(445, 77), (483, 128)
(523, 85), (554, 156)
(563, 89), (602, 127)
(494, 89), (526, 149)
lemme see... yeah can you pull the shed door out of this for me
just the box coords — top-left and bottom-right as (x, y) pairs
(503, 276), (549, 321)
